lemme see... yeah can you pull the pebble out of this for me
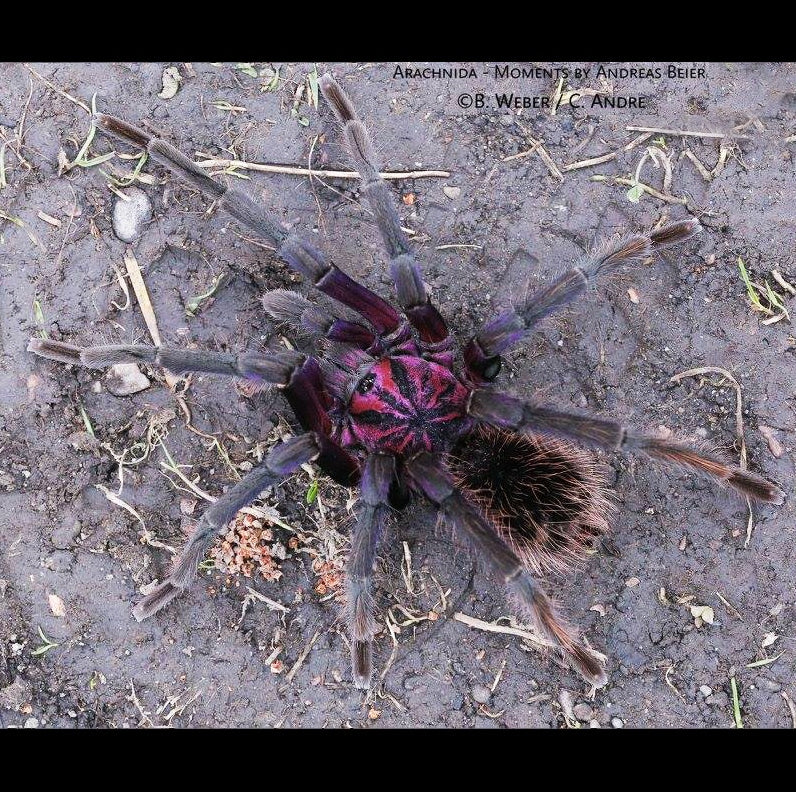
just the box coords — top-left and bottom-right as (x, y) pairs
(105, 363), (151, 396)
(573, 703), (593, 721)
(24, 717), (40, 729)
(589, 719), (601, 728)
(471, 684), (492, 705)
(611, 717), (624, 728)
(699, 685), (713, 697)
(112, 187), (152, 242)
(443, 185), (461, 200)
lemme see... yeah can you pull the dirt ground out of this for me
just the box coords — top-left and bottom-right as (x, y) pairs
(1, 62), (794, 729)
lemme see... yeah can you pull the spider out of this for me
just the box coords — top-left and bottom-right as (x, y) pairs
(28, 73), (783, 690)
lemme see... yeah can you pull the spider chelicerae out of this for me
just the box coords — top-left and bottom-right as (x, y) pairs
(28, 73), (783, 690)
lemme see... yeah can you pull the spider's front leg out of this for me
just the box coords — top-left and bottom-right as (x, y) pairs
(28, 337), (361, 486)
(319, 75), (450, 351)
(95, 114), (403, 340)
(134, 434), (320, 619)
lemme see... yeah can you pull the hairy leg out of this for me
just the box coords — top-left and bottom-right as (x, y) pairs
(469, 389), (784, 504)
(28, 337), (303, 384)
(95, 113), (402, 336)
(262, 289), (376, 350)
(29, 337), (360, 486)
(319, 74), (449, 347)
(405, 452), (606, 685)
(134, 433), (319, 619)
(347, 454), (394, 689)
(464, 219), (702, 382)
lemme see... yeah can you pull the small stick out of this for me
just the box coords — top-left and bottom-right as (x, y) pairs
(772, 270), (796, 296)
(626, 125), (749, 140)
(435, 244), (483, 251)
(531, 137), (564, 181)
(196, 157), (449, 180)
(124, 249), (161, 347)
(562, 151), (617, 172)
(244, 585), (289, 613)
(282, 630), (321, 686)
(24, 64), (91, 114)
(491, 657), (508, 693)
(557, 132), (654, 173)
(502, 140), (542, 163)
(453, 612), (553, 650)
(715, 591), (744, 621)
(782, 691), (796, 728)
(614, 177), (688, 205)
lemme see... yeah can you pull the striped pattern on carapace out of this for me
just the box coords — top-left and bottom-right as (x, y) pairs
(342, 352), (472, 455)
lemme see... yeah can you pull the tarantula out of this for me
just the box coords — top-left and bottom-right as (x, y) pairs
(29, 74), (783, 690)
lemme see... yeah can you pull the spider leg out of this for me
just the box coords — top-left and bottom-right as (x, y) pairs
(347, 453), (394, 689)
(28, 337), (360, 486)
(469, 389), (785, 504)
(262, 288), (376, 350)
(95, 114), (402, 336)
(319, 75), (450, 348)
(405, 452), (607, 685)
(464, 219), (702, 382)
(28, 337), (303, 384)
(133, 433), (319, 620)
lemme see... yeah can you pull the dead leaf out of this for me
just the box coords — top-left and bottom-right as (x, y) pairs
(627, 287), (640, 304)
(625, 577), (640, 587)
(762, 632), (778, 648)
(158, 67), (182, 100)
(590, 603), (607, 616)
(48, 594), (66, 618)
(758, 425), (785, 458)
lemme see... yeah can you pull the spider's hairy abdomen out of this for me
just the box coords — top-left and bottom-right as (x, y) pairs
(341, 354), (472, 455)
(448, 425), (614, 576)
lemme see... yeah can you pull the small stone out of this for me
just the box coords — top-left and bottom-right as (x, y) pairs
(443, 185), (461, 200)
(24, 717), (39, 729)
(0, 677), (31, 710)
(588, 719), (601, 728)
(105, 363), (151, 396)
(112, 187), (152, 242)
(573, 703), (593, 721)
(611, 717), (624, 728)
(705, 692), (729, 707)
(700, 685), (713, 697)
(471, 684), (491, 705)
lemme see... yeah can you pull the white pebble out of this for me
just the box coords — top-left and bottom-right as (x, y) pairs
(700, 685), (713, 697)
(611, 717), (624, 728)
(24, 717), (39, 728)
(443, 185), (461, 200)
(113, 187), (152, 243)
(105, 363), (151, 396)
